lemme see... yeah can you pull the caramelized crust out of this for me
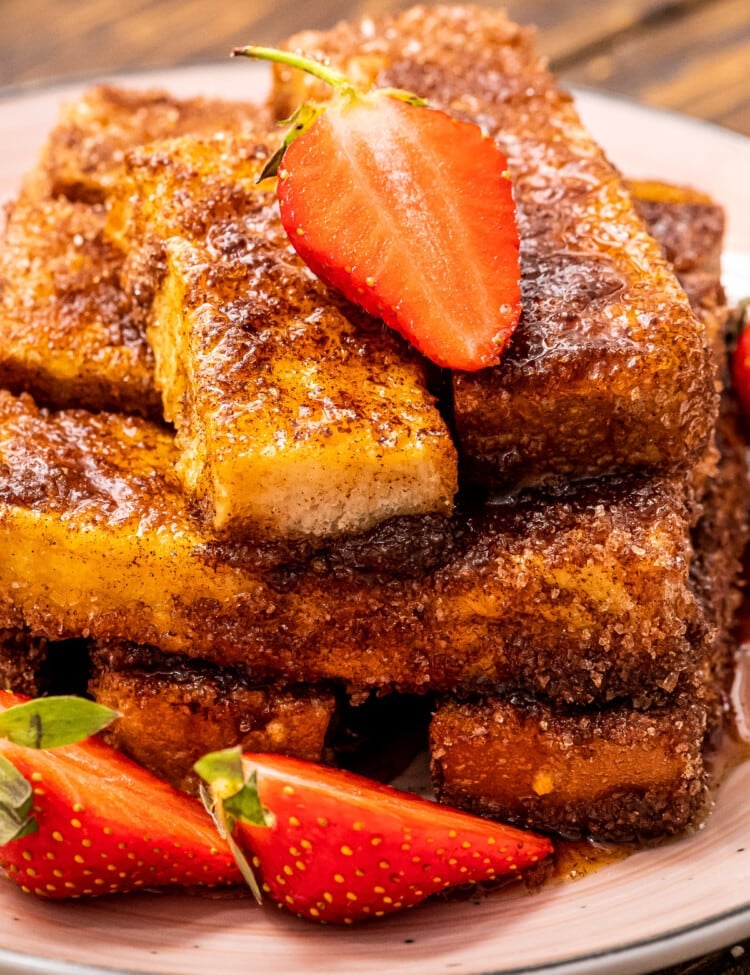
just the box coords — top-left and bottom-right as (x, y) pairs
(276, 6), (717, 490)
(0, 86), (267, 417)
(430, 690), (712, 841)
(630, 180), (729, 370)
(629, 180), (724, 276)
(430, 403), (750, 841)
(89, 646), (336, 793)
(0, 390), (705, 705)
(0, 629), (52, 696)
(37, 85), (268, 204)
(0, 195), (158, 416)
(108, 130), (458, 539)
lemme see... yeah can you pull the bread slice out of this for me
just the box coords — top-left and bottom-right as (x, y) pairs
(430, 685), (714, 841)
(89, 645), (336, 793)
(628, 180), (724, 277)
(0, 86), (265, 416)
(274, 6), (717, 491)
(0, 388), (709, 705)
(0, 195), (159, 415)
(35, 85), (268, 204)
(430, 400), (749, 841)
(105, 129), (457, 540)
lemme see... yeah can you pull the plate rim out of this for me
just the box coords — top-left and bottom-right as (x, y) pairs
(0, 894), (750, 975)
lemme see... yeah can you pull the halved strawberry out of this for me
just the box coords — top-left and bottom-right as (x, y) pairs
(197, 749), (553, 924)
(234, 46), (522, 372)
(0, 691), (241, 898)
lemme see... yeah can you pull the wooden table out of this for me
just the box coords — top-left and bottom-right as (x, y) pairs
(3, 0), (750, 136)
(2, 2), (750, 974)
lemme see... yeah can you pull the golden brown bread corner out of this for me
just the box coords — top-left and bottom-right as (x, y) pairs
(89, 647), (336, 794)
(0, 389), (706, 706)
(0, 86), (267, 417)
(0, 194), (159, 416)
(275, 6), (718, 490)
(36, 85), (270, 204)
(628, 180), (724, 277)
(106, 130), (458, 540)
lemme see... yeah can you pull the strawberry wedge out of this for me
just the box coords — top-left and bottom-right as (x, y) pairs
(235, 47), (522, 371)
(0, 691), (241, 897)
(197, 749), (553, 924)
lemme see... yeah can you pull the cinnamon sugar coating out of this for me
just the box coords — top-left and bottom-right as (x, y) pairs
(276, 6), (718, 490)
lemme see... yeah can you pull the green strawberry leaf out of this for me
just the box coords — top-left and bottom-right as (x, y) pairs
(0, 755), (38, 845)
(223, 770), (266, 827)
(0, 754), (32, 810)
(194, 748), (268, 827)
(194, 746), (245, 793)
(374, 87), (427, 107)
(0, 804), (37, 845)
(0, 696), (117, 750)
(259, 103), (325, 181)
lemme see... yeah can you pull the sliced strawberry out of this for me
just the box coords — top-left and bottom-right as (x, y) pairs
(732, 301), (750, 415)
(235, 46), (522, 372)
(197, 749), (553, 924)
(0, 691), (241, 898)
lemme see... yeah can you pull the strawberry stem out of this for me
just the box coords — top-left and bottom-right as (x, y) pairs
(232, 46), (357, 98)
(195, 748), (271, 905)
(232, 45), (426, 181)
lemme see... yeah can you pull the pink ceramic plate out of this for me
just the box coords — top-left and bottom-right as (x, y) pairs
(1, 66), (750, 975)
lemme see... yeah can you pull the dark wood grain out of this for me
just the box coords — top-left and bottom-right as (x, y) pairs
(2, 2), (750, 973)
(3, 0), (749, 134)
(559, 0), (750, 132)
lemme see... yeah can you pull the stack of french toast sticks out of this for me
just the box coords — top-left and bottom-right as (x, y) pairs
(1, 5), (747, 843)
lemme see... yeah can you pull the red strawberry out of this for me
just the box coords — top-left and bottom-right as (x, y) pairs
(0, 691), (241, 898)
(196, 749), (553, 924)
(234, 46), (522, 372)
(732, 301), (750, 415)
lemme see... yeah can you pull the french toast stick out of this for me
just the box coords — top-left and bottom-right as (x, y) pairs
(630, 179), (729, 371)
(628, 180), (724, 277)
(0, 87), (265, 416)
(36, 85), (268, 204)
(430, 688), (713, 841)
(106, 130), (457, 540)
(89, 646), (336, 794)
(0, 195), (159, 416)
(0, 388), (707, 705)
(430, 401), (750, 841)
(275, 6), (717, 491)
